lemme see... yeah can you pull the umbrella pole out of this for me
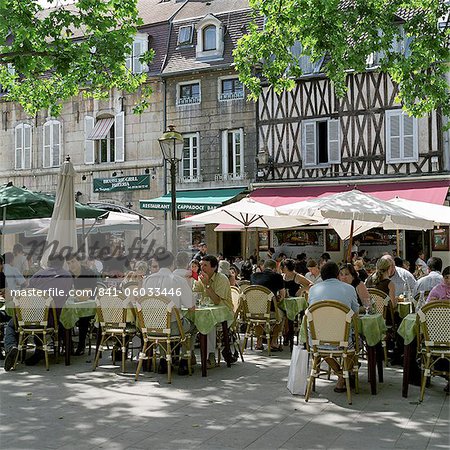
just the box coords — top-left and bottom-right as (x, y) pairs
(1, 207), (5, 253)
(243, 227), (248, 260)
(396, 230), (400, 258)
(347, 220), (354, 262)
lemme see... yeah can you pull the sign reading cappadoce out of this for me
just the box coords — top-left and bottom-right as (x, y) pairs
(93, 175), (150, 193)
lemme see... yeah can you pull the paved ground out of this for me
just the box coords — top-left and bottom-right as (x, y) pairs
(0, 345), (448, 450)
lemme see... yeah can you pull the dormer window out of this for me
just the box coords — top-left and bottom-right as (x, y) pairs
(196, 14), (224, 60)
(178, 25), (193, 46)
(203, 25), (216, 51)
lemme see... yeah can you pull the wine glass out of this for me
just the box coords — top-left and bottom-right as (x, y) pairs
(364, 304), (371, 315)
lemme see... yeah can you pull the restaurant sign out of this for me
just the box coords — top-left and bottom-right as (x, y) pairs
(93, 175), (150, 193)
(139, 201), (216, 212)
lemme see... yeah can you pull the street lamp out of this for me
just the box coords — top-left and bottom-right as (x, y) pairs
(159, 125), (184, 253)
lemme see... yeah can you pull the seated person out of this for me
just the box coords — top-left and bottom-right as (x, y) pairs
(250, 259), (286, 351)
(193, 255), (232, 368)
(308, 261), (359, 392)
(65, 254), (99, 356)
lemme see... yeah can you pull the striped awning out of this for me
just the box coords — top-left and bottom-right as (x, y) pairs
(88, 117), (114, 140)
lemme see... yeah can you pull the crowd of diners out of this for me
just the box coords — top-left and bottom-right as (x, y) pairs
(1, 242), (449, 392)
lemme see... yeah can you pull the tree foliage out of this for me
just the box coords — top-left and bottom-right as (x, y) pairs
(234, 0), (450, 118)
(0, 0), (153, 116)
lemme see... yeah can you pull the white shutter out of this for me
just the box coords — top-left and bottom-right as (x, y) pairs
(386, 110), (401, 162)
(52, 120), (61, 167)
(238, 128), (244, 177)
(84, 116), (95, 164)
(302, 120), (317, 166)
(43, 121), (51, 168)
(23, 124), (31, 169)
(132, 34), (148, 74)
(221, 130), (228, 177)
(15, 125), (23, 169)
(114, 111), (125, 162)
(327, 119), (341, 164)
(403, 113), (417, 161)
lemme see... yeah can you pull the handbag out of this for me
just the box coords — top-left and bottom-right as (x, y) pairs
(287, 345), (309, 395)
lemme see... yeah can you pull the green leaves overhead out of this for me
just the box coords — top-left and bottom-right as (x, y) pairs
(0, 0), (154, 116)
(234, 0), (450, 118)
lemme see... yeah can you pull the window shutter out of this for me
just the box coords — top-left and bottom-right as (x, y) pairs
(133, 34), (148, 74)
(302, 121), (317, 166)
(403, 114), (417, 161)
(221, 130), (228, 176)
(238, 128), (244, 177)
(43, 121), (51, 168)
(114, 111), (125, 162)
(327, 119), (341, 164)
(15, 125), (23, 169)
(386, 110), (401, 162)
(23, 124), (31, 169)
(84, 116), (95, 164)
(53, 121), (61, 167)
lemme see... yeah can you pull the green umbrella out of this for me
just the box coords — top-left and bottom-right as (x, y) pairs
(0, 183), (54, 220)
(38, 193), (108, 219)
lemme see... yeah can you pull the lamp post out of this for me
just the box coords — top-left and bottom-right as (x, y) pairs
(159, 125), (184, 253)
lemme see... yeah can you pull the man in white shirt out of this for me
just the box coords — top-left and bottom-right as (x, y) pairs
(142, 251), (195, 375)
(415, 257), (443, 295)
(12, 243), (29, 275)
(305, 259), (322, 284)
(3, 252), (26, 291)
(382, 255), (417, 297)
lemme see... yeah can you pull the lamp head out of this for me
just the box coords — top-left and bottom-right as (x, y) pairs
(159, 125), (184, 162)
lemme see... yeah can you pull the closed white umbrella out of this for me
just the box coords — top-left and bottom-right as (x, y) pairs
(41, 156), (77, 267)
(277, 190), (434, 261)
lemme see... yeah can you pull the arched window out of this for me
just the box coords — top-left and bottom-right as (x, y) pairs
(202, 25), (216, 51)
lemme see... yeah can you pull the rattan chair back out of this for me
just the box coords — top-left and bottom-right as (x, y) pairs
(230, 286), (242, 314)
(137, 296), (182, 336)
(241, 285), (275, 319)
(306, 300), (358, 350)
(96, 294), (127, 328)
(14, 294), (53, 326)
(418, 301), (450, 347)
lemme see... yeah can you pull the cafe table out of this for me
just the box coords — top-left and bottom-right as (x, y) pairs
(299, 312), (386, 395)
(358, 313), (387, 395)
(278, 296), (308, 351)
(397, 313), (420, 398)
(183, 303), (234, 377)
(60, 297), (97, 366)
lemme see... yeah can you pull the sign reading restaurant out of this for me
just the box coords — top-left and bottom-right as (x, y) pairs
(140, 201), (216, 212)
(93, 175), (150, 193)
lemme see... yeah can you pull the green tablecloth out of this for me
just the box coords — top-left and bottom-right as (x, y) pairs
(358, 313), (387, 347)
(397, 313), (418, 345)
(59, 298), (97, 329)
(278, 296), (308, 321)
(398, 302), (413, 319)
(183, 304), (234, 335)
(299, 312), (386, 347)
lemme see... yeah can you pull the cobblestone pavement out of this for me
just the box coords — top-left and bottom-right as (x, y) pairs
(1, 346), (448, 449)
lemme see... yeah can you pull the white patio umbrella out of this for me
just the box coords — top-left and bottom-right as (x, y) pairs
(387, 197), (450, 225)
(181, 197), (313, 258)
(41, 156), (77, 267)
(276, 190), (434, 261)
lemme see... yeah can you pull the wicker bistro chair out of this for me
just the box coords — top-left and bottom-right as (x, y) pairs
(304, 300), (360, 405)
(228, 286), (244, 362)
(135, 296), (191, 384)
(93, 294), (138, 373)
(367, 288), (394, 365)
(417, 301), (450, 402)
(240, 285), (281, 356)
(13, 294), (59, 370)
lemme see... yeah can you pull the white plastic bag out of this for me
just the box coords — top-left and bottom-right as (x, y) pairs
(287, 345), (309, 395)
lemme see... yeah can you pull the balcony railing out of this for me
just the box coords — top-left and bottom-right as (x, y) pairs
(219, 91), (244, 101)
(177, 96), (200, 105)
(215, 172), (248, 181)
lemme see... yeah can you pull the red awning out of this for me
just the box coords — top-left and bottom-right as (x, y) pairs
(250, 180), (450, 207)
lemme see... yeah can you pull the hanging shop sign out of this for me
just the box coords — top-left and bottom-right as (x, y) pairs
(93, 175), (150, 193)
